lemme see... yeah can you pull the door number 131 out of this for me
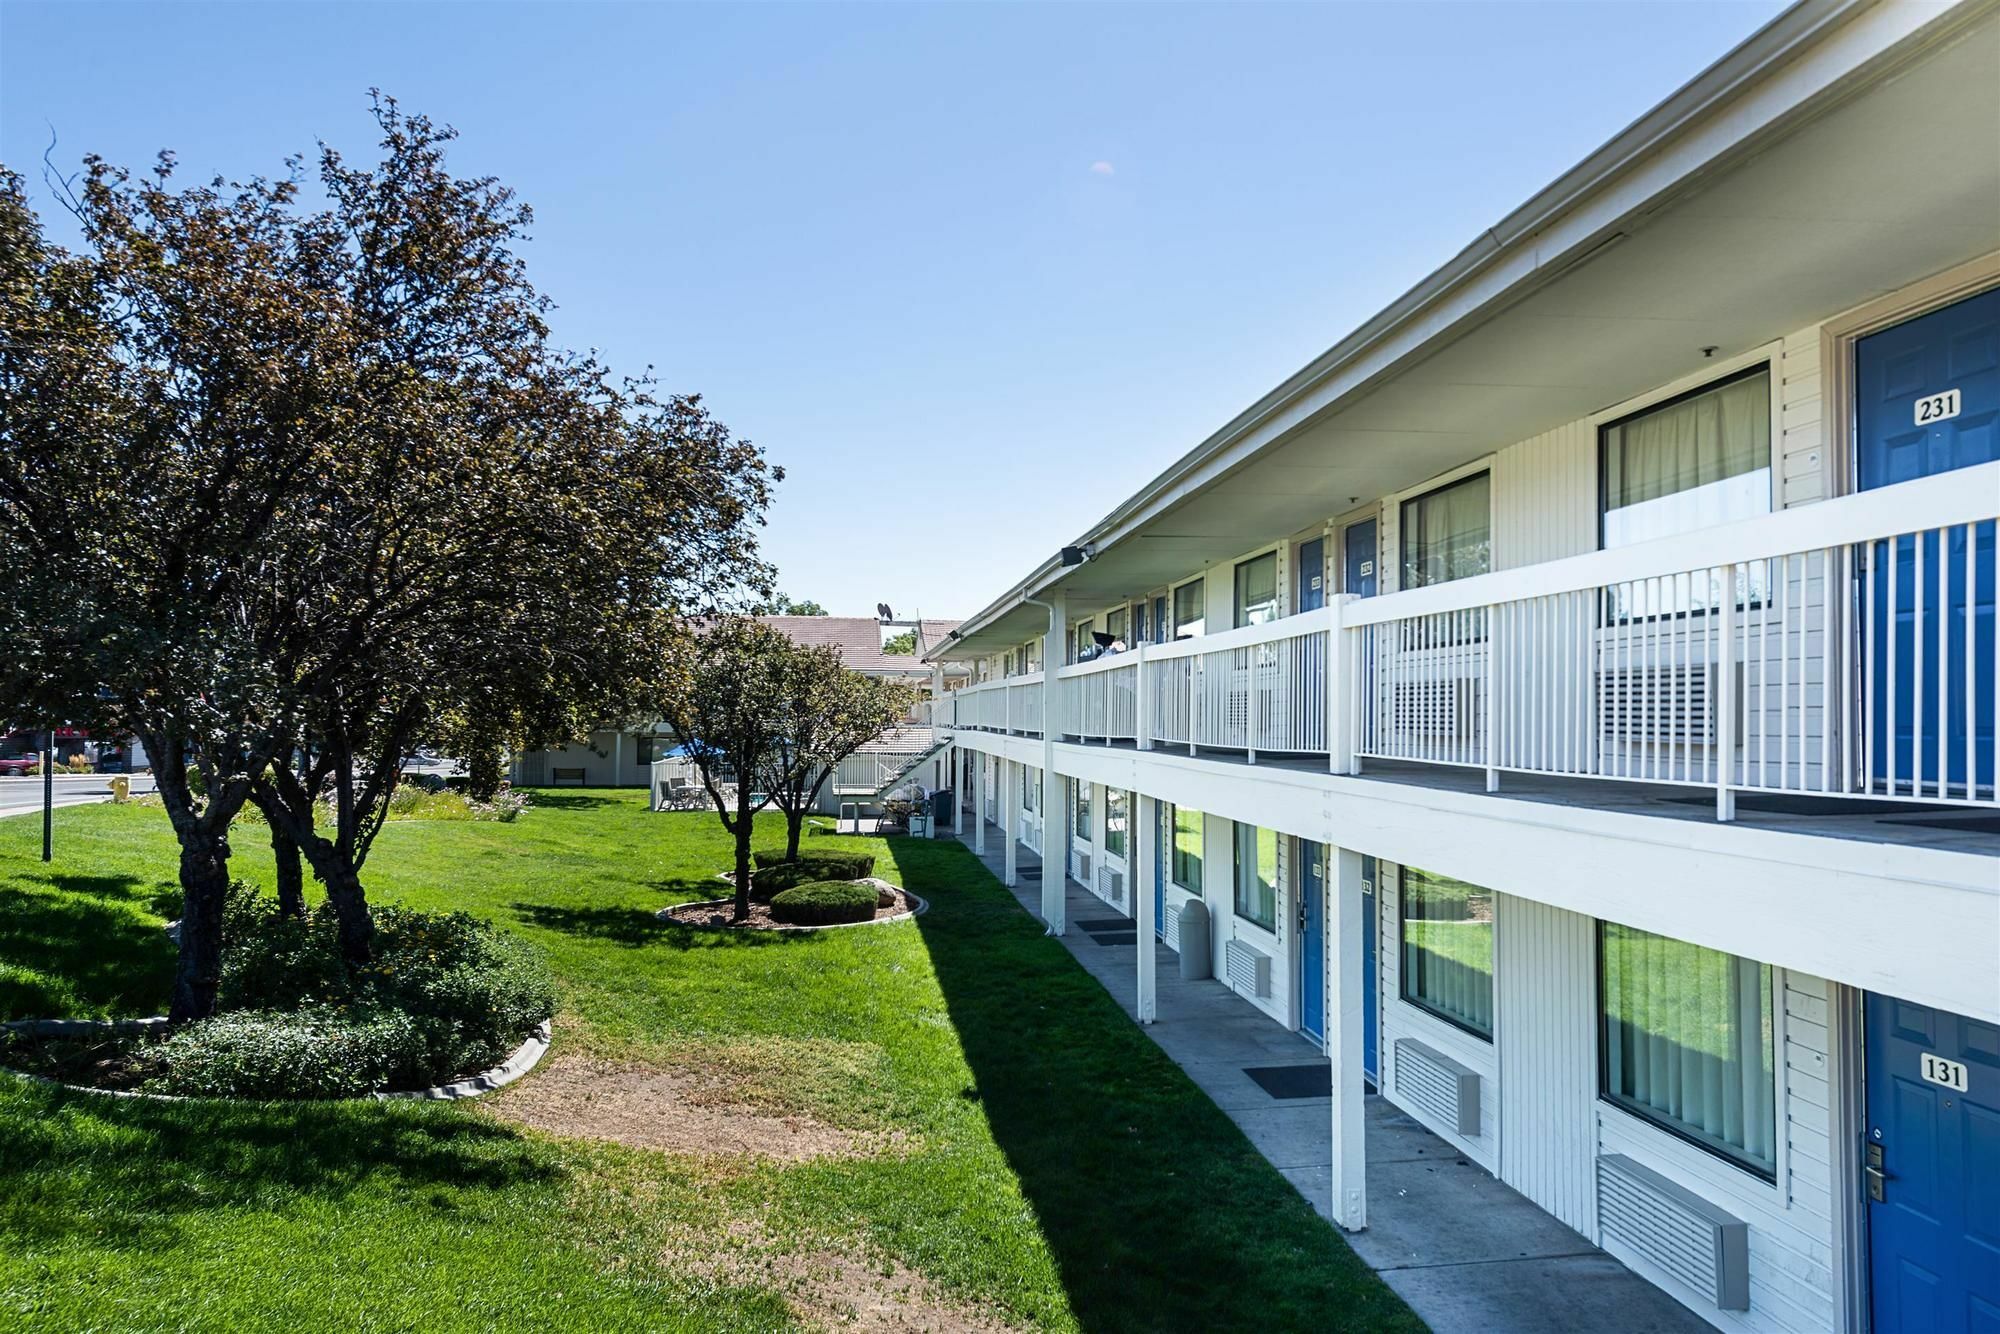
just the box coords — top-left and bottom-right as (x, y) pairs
(1915, 389), (1962, 426)
(1920, 1053), (1969, 1092)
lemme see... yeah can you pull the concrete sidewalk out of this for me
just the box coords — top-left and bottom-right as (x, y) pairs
(952, 820), (1703, 1334)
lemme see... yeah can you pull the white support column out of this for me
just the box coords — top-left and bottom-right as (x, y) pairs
(1134, 794), (1157, 1023)
(613, 730), (626, 785)
(1040, 590), (1067, 934)
(973, 751), (987, 855)
(1134, 639), (1153, 750)
(1002, 758), (1019, 888)
(1328, 845), (1368, 1232)
(1326, 597), (1356, 776)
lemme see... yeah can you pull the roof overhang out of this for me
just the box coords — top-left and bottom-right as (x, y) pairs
(939, 0), (2000, 661)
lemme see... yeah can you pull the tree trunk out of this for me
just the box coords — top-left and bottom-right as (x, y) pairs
(271, 822), (306, 918)
(169, 828), (232, 1024)
(784, 805), (805, 861)
(321, 862), (376, 966)
(466, 736), (502, 802)
(733, 786), (754, 921)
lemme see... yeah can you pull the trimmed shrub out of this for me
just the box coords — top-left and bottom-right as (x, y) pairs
(768, 881), (879, 926)
(747, 862), (827, 898)
(751, 849), (874, 879)
(156, 1007), (418, 1099)
(217, 892), (555, 1089)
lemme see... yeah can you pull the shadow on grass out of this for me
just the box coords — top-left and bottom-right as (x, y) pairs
(519, 791), (623, 811)
(508, 902), (797, 951)
(0, 880), (174, 1020)
(907, 836), (1420, 1334)
(0, 1084), (558, 1251)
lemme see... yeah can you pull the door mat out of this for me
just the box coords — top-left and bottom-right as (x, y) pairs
(1659, 793), (1916, 817)
(1243, 1064), (1332, 1100)
(1875, 813), (2000, 835)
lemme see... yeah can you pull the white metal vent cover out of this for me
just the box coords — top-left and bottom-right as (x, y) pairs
(1597, 1154), (1749, 1311)
(1097, 865), (1126, 908)
(1075, 851), (1092, 885)
(1224, 938), (1272, 997)
(1163, 904), (1181, 949)
(1392, 1037), (1480, 1136)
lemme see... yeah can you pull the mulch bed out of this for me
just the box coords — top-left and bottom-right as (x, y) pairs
(0, 1029), (163, 1092)
(662, 879), (918, 931)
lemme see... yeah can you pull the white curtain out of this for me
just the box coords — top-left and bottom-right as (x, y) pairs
(1400, 868), (1494, 1036)
(1602, 924), (1776, 1174)
(1402, 474), (1492, 588)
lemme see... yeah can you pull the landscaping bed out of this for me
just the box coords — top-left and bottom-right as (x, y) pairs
(661, 877), (920, 931)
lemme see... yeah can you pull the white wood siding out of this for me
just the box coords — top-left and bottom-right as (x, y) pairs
(1778, 324), (1827, 509)
(1492, 419), (1598, 570)
(1494, 894), (1598, 1236)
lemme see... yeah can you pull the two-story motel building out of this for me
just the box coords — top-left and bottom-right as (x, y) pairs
(923, 3), (2000, 1331)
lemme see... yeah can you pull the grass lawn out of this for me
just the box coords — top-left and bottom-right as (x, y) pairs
(0, 791), (1418, 1332)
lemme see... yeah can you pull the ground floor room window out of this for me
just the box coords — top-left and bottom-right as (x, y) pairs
(1104, 788), (1127, 858)
(1398, 866), (1494, 1039)
(1073, 779), (1091, 839)
(1232, 823), (1277, 930)
(1599, 924), (1776, 1178)
(1170, 804), (1202, 892)
(1021, 766), (1037, 813)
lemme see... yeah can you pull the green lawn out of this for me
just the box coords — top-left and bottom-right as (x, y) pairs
(0, 792), (1417, 1333)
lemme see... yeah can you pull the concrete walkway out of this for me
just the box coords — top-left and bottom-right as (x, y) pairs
(951, 820), (1704, 1334)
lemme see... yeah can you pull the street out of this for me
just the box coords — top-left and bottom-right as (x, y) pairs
(0, 773), (156, 819)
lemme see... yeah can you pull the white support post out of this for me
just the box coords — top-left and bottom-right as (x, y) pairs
(973, 751), (987, 855)
(1327, 597), (1356, 775)
(1041, 591), (1067, 934)
(1483, 601), (1500, 794)
(1002, 758), (1019, 887)
(1328, 845), (1368, 1232)
(1135, 640), (1153, 750)
(1134, 794), (1157, 1023)
(1717, 565), (1738, 822)
(613, 730), (626, 786)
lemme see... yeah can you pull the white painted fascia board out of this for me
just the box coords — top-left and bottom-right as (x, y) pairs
(942, 0), (1989, 652)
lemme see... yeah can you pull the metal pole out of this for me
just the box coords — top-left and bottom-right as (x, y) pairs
(42, 725), (55, 862)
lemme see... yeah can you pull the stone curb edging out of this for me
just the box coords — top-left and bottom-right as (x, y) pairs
(659, 880), (929, 932)
(0, 1017), (553, 1104)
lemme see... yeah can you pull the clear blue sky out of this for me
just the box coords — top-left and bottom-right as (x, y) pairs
(2, 0), (1787, 620)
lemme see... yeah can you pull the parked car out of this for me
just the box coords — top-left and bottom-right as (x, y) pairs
(0, 752), (40, 777)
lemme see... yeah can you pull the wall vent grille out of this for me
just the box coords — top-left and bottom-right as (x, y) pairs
(1097, 866), (1126, 908)
(1224, 938), (1272, 997)
(1392, 1037), (1480, 1136)
(1596, 1153), (1749, 1311)
(1075, 851), (1092, 885)
(1164, 905), (1181, 951)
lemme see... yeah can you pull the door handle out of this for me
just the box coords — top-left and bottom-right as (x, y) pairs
(1864, 1165), (1888, 1203)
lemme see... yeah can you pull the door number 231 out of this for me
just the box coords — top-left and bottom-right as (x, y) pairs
(1914, 389), (1962, 426)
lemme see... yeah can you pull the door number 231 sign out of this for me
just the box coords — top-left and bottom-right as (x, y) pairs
(1914, 388), (1962, 426)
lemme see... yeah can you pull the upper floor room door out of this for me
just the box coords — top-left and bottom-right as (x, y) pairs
(1343, 520), (1378, 599)
(1855, 284), (1998, 797)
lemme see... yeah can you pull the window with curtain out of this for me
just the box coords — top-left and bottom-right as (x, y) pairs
(1025, 638), (1041, 673)
(1400, 473), (1491, 589)
(1106, 607), (1128, 645)
(1234, 552), (1279, 627)
(1399, 866), (1494, 1039)
(1071, 619), (1093, 663)
(1170, 804), (1203, 891)
(1232, 823), (1278, 930)
(1021, 765), (1037, 813)
(1073, 780), (1091, 839)
(1173, 580), (1205, 639)
(1600, 924), (1776, 1177)
(1602, 368), (1770, 549)
(1104, 788), (1127, 858)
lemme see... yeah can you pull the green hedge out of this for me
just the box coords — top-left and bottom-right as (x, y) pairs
(156, 1008), (419, 1099)
(748, 862), (824, 897)
(768, 881), (879, 926)
(751, 849), (874, 879)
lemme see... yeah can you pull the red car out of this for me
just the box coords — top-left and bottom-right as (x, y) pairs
(0, 753), (40, 777)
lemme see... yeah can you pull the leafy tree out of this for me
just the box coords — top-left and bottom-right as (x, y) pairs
(752, 591), (828, 616)
(766, 650), (918, 861)
(880, 629), (917, 655)
(661, 618), (798, 920)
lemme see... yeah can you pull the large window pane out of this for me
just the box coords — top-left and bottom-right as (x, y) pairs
(1171, 804), (1203, 892)
(1600, 924), (1776, 1177)
(1399, 866), (1493, 1039)
(1234, 552), (1279, 627)
(1074, 779), (1091, 839)
(1104, 788), (1127, 858)
(1106, 607), (1128, 646)
(1173, 581), (1205, 639)
(1021, 765), (1037, 813)
(1602, 369), (1770, 548)
(1400, 473), (1491, 589)
(1232, 823), (1278, 930)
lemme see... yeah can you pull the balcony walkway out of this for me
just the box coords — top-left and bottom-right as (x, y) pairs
(949, 817), (1706, 1334)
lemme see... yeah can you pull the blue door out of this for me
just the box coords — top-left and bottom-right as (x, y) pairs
(1856, 286), (1999, 797)
(1298, 841), (1325, 1043)
(1152, 594), (1169, 645)
(1344, 520), (1379, 598)
(1360, 855), (1377, 1081)
(1296, 538), (1326, 613)
(1864, 993), (1999, 1333)
(1152, 800), (1167, 938)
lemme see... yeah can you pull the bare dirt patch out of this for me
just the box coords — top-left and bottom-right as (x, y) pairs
(485, 1055), (896, 1161)
(661, 879), (918, 931)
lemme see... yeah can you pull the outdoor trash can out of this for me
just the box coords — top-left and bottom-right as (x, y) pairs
(932, 788), (954, 830)
(1177, 900), (1212, 981)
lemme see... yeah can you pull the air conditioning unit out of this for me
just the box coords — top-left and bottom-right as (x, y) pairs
(1598, 1154), (1749, 1311)
(1224, 938), (1272, 997)
(1075, 851), (1092, 884)
(1597, 664), (1736, 746)
(1098, 865), (1126, 908)
(1394, 1037), (1480, 1136)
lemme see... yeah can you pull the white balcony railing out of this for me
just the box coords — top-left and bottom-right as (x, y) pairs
(934, 463), (1999, 814)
